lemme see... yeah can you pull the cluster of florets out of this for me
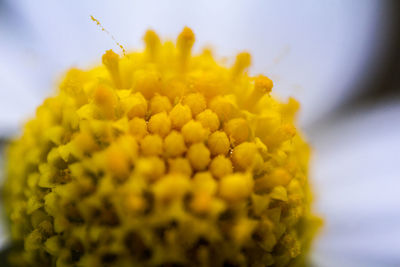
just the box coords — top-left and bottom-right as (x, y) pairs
(3, 27), (319, 266)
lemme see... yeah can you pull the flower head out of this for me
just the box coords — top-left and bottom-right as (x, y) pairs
(4, 27), (319, 266)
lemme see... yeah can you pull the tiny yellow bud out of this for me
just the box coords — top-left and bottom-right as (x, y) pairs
(255, 168), (292, 194)
(187, 143), (211, 171)
(209, 96), (235, 122)
(183, 92), (207, 116)
(153, 174), (191, 202)
(196, 109), (220, 132)
(207, 131), (230, 156)
(169, 103), (192, 129)
(164, 131), (186, 157)
(168, 157), (193, 177)
(140, 134), (163, 156)
(219, 173), (254, 202)
(135, 156), (166, 182)
(150, 94), (172, 115)
(209, 155), (233, 179)
(181, 120), (207, 144)
(126, 92), (148, 119)
(190, 193), (212, 214)
(192, 172), (217, 195)
(106, 145), (130, 180)
(133, 70), (162, 99)
(232, 142), (258, 171)
(148, 112), (171, 137)
(128, 117), (148, 139)
(224, 118), (250, 145)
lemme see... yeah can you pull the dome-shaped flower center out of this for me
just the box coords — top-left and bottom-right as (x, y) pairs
(3, 27), (320, 267)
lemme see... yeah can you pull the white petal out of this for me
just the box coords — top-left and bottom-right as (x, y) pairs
(1, 0), (386, 135)
(310, 101), (400, 266)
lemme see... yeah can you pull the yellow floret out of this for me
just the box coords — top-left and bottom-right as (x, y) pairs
(3, 27), (319, 267)
(181, 120), (207, 144)
(207, 131), (230, 156)
(224, 118), (250, 145)
(132, 70), (162, 99)
(135, 156), (166, 182)
(164, 131), (186, 157)
(187, 143), (211, 171)
(196, 109), (220, 132)
(219, 173), (254, 202)
(232, 142), (259, 171)
(128, 117), (148, 139)
(209, 155), (233, 179)
(140, 134), (163, 156)
(149, 94), (172, 115)
(209, 96), (236, 123)
(183, 92), (207, 116)
(169, 103), (192, 129)
(126, 92), (148, 119)
(168, 157), (193, 177)
(192, 172), (217, 195)
(153, 174), (191, 202)
(148, 111), (171, 137)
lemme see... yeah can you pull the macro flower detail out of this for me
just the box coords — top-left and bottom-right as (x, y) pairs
(3, 27), (320, 266)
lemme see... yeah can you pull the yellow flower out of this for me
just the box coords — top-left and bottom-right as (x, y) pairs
(3, 27), (320, 266)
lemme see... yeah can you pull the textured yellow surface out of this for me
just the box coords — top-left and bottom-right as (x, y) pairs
(3, 27), (320, 266)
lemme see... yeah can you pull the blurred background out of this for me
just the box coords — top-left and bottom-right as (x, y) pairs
(0, 0), (399, 266)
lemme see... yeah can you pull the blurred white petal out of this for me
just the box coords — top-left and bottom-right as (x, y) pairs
(0, 0), (388, 135)
(311, 101), (400, 266)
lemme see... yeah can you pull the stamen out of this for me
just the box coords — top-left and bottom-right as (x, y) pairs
(144, 29), (161, 60)
(244, 75), (273, 111)
(102, 50), (122, 88)
(232, 52), (251, 78)
(177, 27), (195, 69)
